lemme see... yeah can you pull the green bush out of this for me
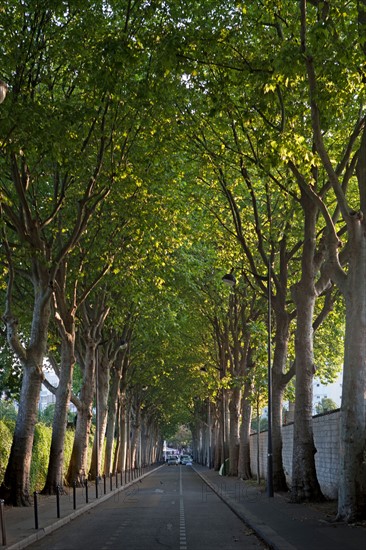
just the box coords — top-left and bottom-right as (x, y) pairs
(38, 403), (56, 426)
(0, 419), (102, 491)
(30, 423), (52, 492)
(0, 420), (13, 485)
(0, 401), (18, 423)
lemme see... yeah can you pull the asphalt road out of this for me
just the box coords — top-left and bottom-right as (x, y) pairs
(26, 465), (268, 550)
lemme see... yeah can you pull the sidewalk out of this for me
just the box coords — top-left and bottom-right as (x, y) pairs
(0, 465), (365, 550)
(194, 465), (365, 550)
(0, 466), (163, 550)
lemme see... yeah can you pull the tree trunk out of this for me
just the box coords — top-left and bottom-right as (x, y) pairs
(207, 400), (213, 468)
(1, 264), (51, 506)
(104, 366), (120, 475)
(90, 351), (110, 478)
(291, 192), (324, 502)
(212, 416), (221, 470)
(238, 385), (252, 480)
(130, 404), (141, 469)
(115, 385), (128, 473)
(1, 365), (43, 505)
(228, 387), (240, 475)
(336, 219), (366, 521)
(271, 307), (293, 491)
(42, 335), (74, 494)
(291, 287), (324, 501)
(66, 343), (95, 485)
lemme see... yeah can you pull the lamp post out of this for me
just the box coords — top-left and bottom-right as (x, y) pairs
(220, 269), (236, 474)
(266, 264), (274, 497)
(95, 346), (100, 488)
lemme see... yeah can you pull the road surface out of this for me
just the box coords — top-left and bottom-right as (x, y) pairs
(27, 465), (268, 549)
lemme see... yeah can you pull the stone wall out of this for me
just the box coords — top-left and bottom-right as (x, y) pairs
(249, 409), (340, 499)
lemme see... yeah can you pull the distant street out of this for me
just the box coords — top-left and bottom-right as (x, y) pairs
(27, 465), (267, 550)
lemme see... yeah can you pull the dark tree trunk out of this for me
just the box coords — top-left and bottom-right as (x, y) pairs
(335, 216), (366, 520)
(1, 366), (43, 506)
(66, 341), (95, 485)
(90, 351), (110, 479)
(290, 192), (324, 503)
(238, 386), (252, 480)
(1, 261), (52, 506)
(42, 336), (74, 494)
(271, 306), (293, 492)
(228, 387), (240, 475)
(104, 366), (120, 475)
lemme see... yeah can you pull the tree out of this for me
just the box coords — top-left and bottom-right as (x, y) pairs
(0, 1), (119, 505)
(292, 0), (366, 521)
(315, 398), (338, 415)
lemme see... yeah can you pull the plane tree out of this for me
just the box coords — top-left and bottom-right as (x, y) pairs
(0, 0), (194, 503)
(292, 0), (366, 520)
(167, 0), (350, 504)
(0, 1), (120, 504)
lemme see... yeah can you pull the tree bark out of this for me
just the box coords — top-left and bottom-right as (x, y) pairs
(1, 259), (52, 506)
(271, 301), (294, 491)
(228, 387), (240, 475)
(1, 365), (43, 506)
(66, 335), (96, 485)
(238, 384), (252, 480)
(290, 191), (324, 502)
(336, 218), (366, 520)
(291, 288), (324, 501)
(42, 337), (74, 494)
(90, 349), (110, 479)
(104, 364), (120, 475)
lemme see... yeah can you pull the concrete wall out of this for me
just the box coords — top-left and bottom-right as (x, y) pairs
(249, 409), (340, 499)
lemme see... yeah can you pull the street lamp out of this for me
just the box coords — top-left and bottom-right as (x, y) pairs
(222, 268), (236, 287)
(220, 269), (236, 474)
(266, 264), (274, 497)
(0, 81), (8, 104)
(95, 345), (100, 491)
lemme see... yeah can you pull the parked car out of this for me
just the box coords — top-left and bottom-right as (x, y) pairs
(167, 456), (179, 465)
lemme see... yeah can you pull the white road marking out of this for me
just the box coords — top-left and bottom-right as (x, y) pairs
(179, 467), (188, 550)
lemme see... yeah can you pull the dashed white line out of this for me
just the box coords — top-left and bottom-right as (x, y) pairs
(179, 467), (188, 550)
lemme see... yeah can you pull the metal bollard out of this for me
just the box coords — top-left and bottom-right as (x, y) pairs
(95, 476), (99, 499)
(33, 492), (39, 529)
(103, 474), (106, 495)
(56, 485), (60, 518)
(85, 479), (88, 504)
(0, 499), (7, 546)
(120, 469), (123, 486)
(110, 473), (113, 492)
(73, 481), (76, 510)
(115, 471), (118, 489)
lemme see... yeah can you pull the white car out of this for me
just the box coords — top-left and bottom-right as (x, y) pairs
(167, 456), (179, 465)
(180, 455), (192, 465)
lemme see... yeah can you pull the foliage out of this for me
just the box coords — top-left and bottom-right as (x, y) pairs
(0, 0), (359, 513)
(38, 404), (56, 426)
(30, 424), (52, 492)
(0, 420), (13, 485)
(0, 400), (17, 423)
(167, 425), (192, 451)
(315, 398), (339, 415)
(28, 424), (93, 491)
(0, 347), (22, 401)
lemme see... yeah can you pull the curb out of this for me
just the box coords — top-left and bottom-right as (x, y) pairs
(193, 467), (297, 550)
(5, 465), (164, 550)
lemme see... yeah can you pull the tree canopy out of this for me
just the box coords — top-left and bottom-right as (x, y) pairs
(0, 0), (364, 521)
